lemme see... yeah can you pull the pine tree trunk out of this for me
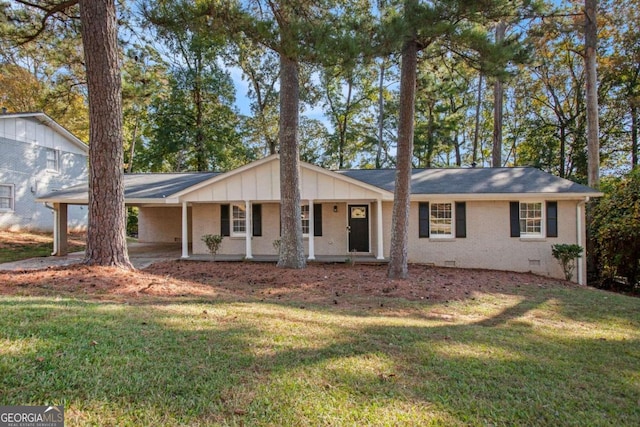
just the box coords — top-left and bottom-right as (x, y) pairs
(277, 54), (306, 269)
(631, 104), (638, 168)
(585, 0), (600, 189)
(388, 36), (417, 279)
(492, 21), (506, 168)
(472, 74), (483, 165)
(376, 60), (385, 169)
(80, 0), (132, 269)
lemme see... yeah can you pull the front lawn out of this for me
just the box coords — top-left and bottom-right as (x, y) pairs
(0, 262), (639, 426)
(0, 231), (85, 263)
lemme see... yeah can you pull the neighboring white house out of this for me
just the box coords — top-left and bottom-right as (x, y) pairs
(0, 111), (88, 232)
(38, 155), (602, 283)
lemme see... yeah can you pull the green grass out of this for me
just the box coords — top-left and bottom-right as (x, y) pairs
(1, 284), (639, 426)
(0, 244), (57, 263)
(0, 232), (85, 263)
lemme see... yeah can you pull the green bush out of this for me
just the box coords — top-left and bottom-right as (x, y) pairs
(552, 244), (583, 281)
(591, 169), (640, 291)
(126, 207), (138, 237)
(201, 234), (223, 259)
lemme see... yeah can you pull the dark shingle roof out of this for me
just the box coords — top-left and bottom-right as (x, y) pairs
(337, 167), (598, 195)
(39, 172), (219, 201)
(39, 164), (600, 203)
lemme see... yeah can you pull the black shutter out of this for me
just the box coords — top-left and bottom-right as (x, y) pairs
(419, 202), (430, 238)
(252, 204), (262, 237)
(313, 203), (322, 236)
(546, 201), (558, 238)
(220, 204), (230, 236)
(510, 201), (520, 237)
(455, 202), (466, 238)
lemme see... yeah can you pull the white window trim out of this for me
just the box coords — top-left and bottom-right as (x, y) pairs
(231, 203), (247, 237)
(0, 184), (15, 212)
(519, 201), (544, 238)
(301, 204), (310, 237)
(429, 201), (454, 239)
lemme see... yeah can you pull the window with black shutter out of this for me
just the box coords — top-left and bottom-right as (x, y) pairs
(252, 204), (262, 237)
(313, 203), (323, 236)
(220, 204), (230, 236)
(419, 202), (430, 238)
(546, 201), (558, 238)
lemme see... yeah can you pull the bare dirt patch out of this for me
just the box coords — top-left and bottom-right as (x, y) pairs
(0, 260), (575, 307)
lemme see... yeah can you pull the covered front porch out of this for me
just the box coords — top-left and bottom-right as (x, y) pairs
(175, 199), (389, 261)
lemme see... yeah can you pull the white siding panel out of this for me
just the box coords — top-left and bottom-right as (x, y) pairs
(16, 119), (26, 141)
(241, 169), (257, 200)
(26, 119), (37, 143)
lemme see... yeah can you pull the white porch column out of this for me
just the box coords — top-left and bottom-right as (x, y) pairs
(308, 199), (315, 260)
(52, 207), (58, 256)
(181, 201), (189, 258)
(376, 198), (384, 259)
(245, 200), (253, 259)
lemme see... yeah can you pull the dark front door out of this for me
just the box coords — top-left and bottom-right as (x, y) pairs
(348, 205), (369, 252)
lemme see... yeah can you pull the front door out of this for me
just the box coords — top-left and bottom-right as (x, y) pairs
(348, 205), (369, 252)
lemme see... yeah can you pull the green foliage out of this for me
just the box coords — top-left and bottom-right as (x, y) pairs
(201, 234), (224, 258)
(126, 207), (139, 238)
(551, 244), (583, 281)
(591, 169), (640, 291)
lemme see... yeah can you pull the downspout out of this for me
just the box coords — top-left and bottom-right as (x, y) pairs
(576, 198), (589, 285)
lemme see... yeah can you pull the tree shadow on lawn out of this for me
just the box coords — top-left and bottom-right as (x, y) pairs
(1, 290), (639, 426)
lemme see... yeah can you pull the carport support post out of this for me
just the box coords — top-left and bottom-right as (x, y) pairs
(52, 203), (68, 256)
(376, 198), (384, 259)
(181, 201), (189, 258)
(245, 200), (253, 259)
(308, 199), (315, 260)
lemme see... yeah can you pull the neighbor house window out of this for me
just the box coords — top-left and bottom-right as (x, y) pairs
(301, 205), (310, 235)
(232, 204), (246, 235)
(46, 148), (59, 172)
(0, 184), (14, 211)
(430, 203), (453, 237)
(519, 202), (543, 237)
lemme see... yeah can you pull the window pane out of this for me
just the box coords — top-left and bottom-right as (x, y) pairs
(0, 185), (12, 210)
(430, 203), (452, 236)
(301, 205), (309, 234)
(46, 149), (59, 171)
(232, 205), (246, 233)
(519, 202), (542, 236)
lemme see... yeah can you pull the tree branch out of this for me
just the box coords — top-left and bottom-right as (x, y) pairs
(12, 0), (79, 44)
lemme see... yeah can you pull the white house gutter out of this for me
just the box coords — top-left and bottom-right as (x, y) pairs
(577, 197), (589, 285)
